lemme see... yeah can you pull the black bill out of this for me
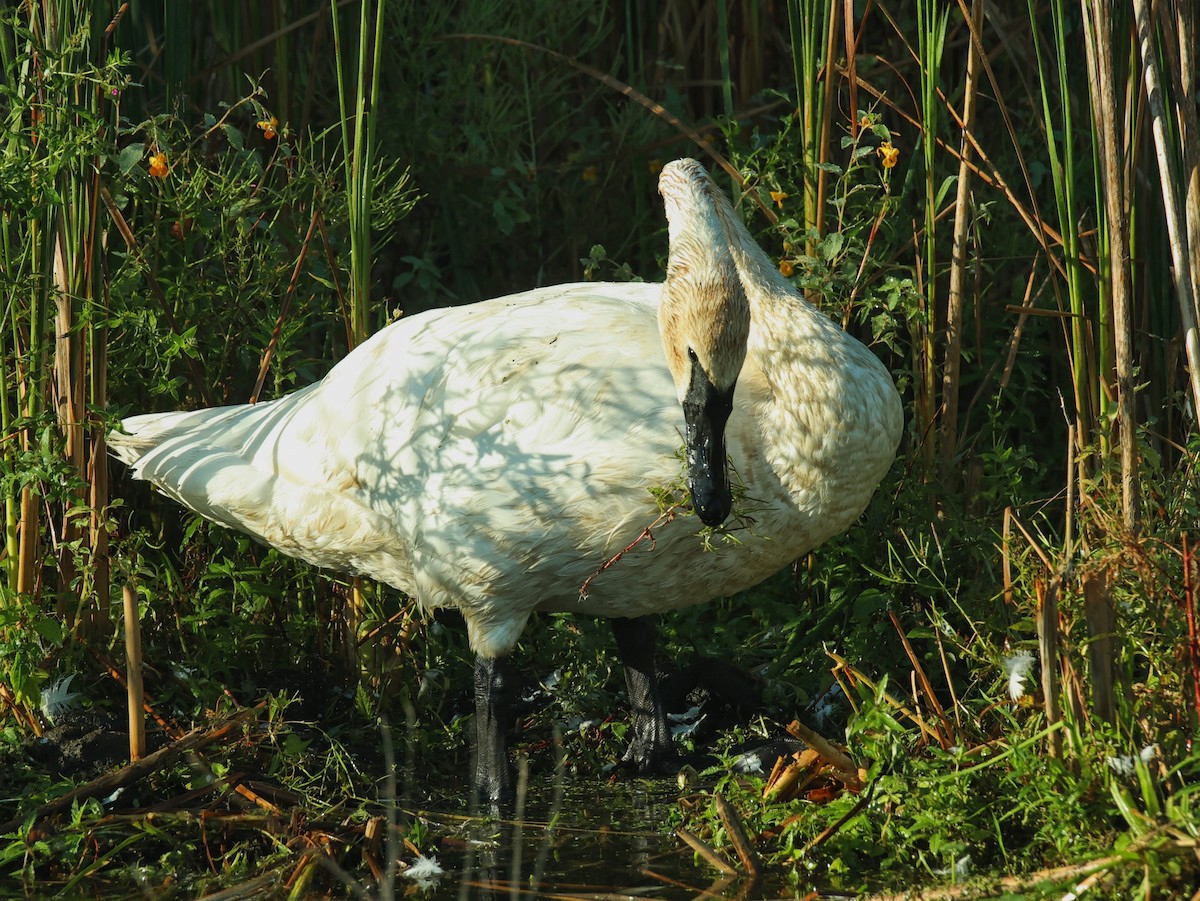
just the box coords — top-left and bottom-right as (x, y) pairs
(681, 351), (736, 527)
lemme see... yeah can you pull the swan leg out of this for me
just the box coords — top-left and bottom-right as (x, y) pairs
(473, 653), (514, 805)
(612, 615), (675, 773)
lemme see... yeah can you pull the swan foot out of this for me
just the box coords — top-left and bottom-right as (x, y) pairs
(473, 653), (515, 807)
(612, 615), (676, 775)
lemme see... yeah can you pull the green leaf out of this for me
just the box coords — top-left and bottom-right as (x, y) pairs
(118, 142), (145, 174)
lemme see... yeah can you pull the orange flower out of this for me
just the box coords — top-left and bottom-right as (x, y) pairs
(148, 151), (168, 178)
(877, 142), (899, 169)
(779, 259), (795, 277)
(770, 190), (788, 208)
(257, 115), (278, 140)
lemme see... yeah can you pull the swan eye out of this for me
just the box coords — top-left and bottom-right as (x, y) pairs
(687, 347), (698, 363)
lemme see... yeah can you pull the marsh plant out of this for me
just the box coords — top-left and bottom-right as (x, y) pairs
(1, 0), (1199, 897)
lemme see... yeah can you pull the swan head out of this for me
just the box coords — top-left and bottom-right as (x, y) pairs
(658, 159), (750, 528)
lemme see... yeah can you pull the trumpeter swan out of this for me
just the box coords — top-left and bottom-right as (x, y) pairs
(111, 158), (902, 803)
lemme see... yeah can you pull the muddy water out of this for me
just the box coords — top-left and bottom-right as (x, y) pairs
(402, 773), (806, 900)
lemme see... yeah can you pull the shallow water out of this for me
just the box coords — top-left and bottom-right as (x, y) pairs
(400, 773), (806, 900)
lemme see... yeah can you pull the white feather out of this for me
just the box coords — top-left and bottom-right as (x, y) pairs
(1003, 651), (1036, 701)
(111, 160), (903, 659)
(402, 853), (444, 887)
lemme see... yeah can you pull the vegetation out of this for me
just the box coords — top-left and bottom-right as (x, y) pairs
(1, 0), (1198, 896)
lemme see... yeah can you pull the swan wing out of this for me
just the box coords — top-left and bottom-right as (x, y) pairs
(113, 283), (683, 630)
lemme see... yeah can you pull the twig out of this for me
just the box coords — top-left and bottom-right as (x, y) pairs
(579, 507), (679, 599)
(439, 33), (776, 224)
(0, 704), (266, 835)
(123, 585), (145, 760)
(249, 204), (322, 404)
(97, 185), (211, 404)
(784, 719), (859, 784)
(713, 793), (762, 880)
(1036, 577), (1063, 759)
(677, 828), (738, 876)
(888, 610), (953, 748)
(799, 781), (874, 858)
(1184, 534), (1200, 728)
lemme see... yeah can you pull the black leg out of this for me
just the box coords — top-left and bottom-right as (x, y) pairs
(611, 615), (675, 774)
(474, 653), (514, 806)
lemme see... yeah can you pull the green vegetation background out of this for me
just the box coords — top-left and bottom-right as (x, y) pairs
(1, 0), (1198, 896)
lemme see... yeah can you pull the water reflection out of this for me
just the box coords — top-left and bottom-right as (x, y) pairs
(403, 770), (784, 900)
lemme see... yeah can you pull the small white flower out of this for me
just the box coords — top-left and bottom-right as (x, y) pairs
(403, 853), (444, 889)
(40, 675), (81, 724)
(1002, 651), (1036, 701)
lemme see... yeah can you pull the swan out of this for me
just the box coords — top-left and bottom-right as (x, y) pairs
(110, 158), (903, 803)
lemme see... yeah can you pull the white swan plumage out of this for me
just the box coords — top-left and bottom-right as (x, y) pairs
(111, 159), (902, 800)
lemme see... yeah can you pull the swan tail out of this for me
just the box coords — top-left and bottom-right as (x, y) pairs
(110, 406), (253, 468)
(110, 398), (399, 576)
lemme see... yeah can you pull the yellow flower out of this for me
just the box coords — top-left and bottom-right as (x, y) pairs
(148, 151), (168, 178)
(878, 141), (900, 169)
(257, 115), (278, 140)
(582, 165), (599, 184)
(778, 259), (795, 277)
(647, 158), (663, 175)
(770, 190), (788, 208)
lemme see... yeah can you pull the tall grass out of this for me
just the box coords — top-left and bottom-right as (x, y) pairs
(0, 1), (120, 641)
(1, 0), (1199, 894)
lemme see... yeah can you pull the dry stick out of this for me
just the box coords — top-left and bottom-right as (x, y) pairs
(785, 718), (858, 779)
(826, 652), (931, 744)
(1132, 0), (1200, 419)
(85, 644), (183, 737)
(315, 212), (354, 370)
(0, 683), (39, 734)
(83, 643), (280, 814)
(0, 704), (266, 835)
(1006, 509), (1055, 572)
(842, 0), (858, 144)
(799, 781), (874, 859)
(940, 0), (984, 487)
(249, 205), (321, 404)
(865, 855), (1128, 900)
(1162, 0), (1200, 333)
(841, 66), (1069, 274)
(1036, 578), (1063, 759)
(1065, 422), (1076, 565)
(1083, 571), (1116, 723)
(887, 609), (953, 749)
(97, 186), (211, 405)
(676, 828), (738, 876)
(1184, 535), (1200, 725)
(1082, 0), (1140, 534)
(713, 793), (761, 880)
(932, 626), (963, 732)
(439, 33), (776, 225)
(123, 585), (145, 761)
